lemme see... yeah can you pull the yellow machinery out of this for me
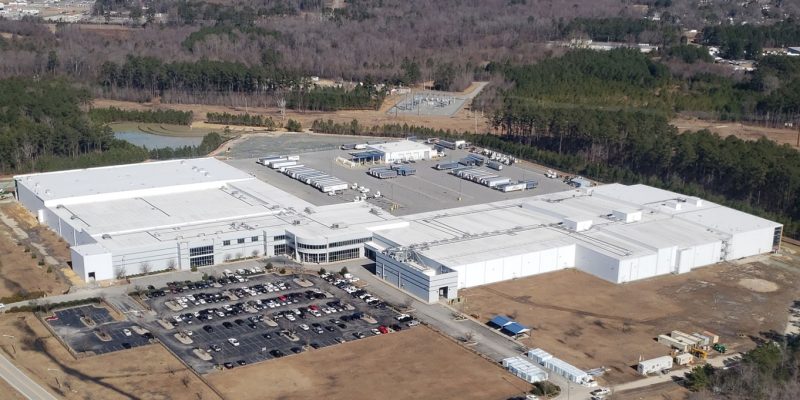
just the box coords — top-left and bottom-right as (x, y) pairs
(690, 347), (708, 360)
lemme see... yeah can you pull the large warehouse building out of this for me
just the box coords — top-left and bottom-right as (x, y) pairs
(15, 158), (781, 302)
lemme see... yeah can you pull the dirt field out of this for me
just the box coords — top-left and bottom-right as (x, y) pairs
(93, 82), (491, 134)
(613, 382), (689, 400)
(0, 203), (71, 300)
(672, 117), (800, 149)
(0, 313), (222, 400)
(458, 252), (800, 386)
(205, 326), (528, 400)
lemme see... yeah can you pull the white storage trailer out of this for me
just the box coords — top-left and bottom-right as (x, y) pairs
(270, 160), (297, 169)
(503, 357), (549, 383)
(638, 356), (673, 375)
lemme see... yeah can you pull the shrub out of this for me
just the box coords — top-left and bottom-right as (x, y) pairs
(279, 268), (286, 274)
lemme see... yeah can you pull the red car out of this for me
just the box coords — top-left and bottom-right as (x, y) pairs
(378, 325), (389, 334)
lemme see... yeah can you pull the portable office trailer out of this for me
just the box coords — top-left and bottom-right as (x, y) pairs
(691, 333), (710, 346)
(527, 348), (553, 364)
(638, 356), (673, 375)
(270, 160), (297, 169)
(341, 144), (357, 150)
(658, 334), (689, 352)
(375, 170), (398, 179)
(672, 331), (703, 346)
(503, 357), (549, 383)
(675, 353), (693, 366)
(522, 180), (539, 189)
(437, 140), (466, 150)
(487, 160), (504, 171)
(542, 357), (590, 384)
(285, 155), (300, 161)
(702, 331), (719, 344)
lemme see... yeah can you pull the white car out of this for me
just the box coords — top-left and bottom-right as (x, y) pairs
(0, 303), (6, 311)
(227, 338), (240, 346)
(122, 328), (132, 336)
(299, 324), (310, 331)
(407, 320), (420, 327)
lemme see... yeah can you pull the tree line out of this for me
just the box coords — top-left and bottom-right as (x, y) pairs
(686, 334), (800, 399)
(206, 112), (276, 128)
(89, 107), (193, 125)
(0, 77), (229, 174)
(701, 19), (800, 60)
(285, 85), (385, 111)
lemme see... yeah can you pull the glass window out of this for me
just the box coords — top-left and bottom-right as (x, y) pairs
(273, 244), (287, 255)
(252, 236), (259, 242)
(237, 238), (245, 244)
(189, 245), (213, 257)
(273, 235), (286, 241)
(190, 255), (214, 267)
(223, 240), (230, 246)
(327, 247), (360, 262)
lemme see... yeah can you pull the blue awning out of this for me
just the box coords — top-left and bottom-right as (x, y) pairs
(351, 151), (383, 162)
(502, 322), (530, 336)
(488, 315), (513, 329)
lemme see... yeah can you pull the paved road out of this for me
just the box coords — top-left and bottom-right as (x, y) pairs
(0, 353), (59, 400)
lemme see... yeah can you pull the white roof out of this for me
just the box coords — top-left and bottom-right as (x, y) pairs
(372, 183), (779, 272)
(367, 140), (432, 154)
(504, 357), (548, 377)
(15, 158), (252, 205)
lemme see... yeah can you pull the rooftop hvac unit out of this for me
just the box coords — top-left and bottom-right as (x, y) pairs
(292, 220), (301, 225)
(102, 234), (111, 239)
(331, 223), (340, 229)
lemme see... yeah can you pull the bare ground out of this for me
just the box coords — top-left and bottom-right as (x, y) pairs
(672, 117), (800, 149)
(205, 326), (529, 400)
(0, 204), (71, 299)
(0, 313), (222, 400)
(459, 253), (800, 386)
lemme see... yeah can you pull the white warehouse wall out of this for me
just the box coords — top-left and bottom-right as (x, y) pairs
(574, 245), (623, 283)
(454, 244), (575, 288)
(727, 227), (776, 260)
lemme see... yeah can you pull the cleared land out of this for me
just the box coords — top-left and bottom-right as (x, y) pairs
(0, 203), (71, 299)
(459, 251), (800, 386)
(0, 313), (222, 400)
(205, 326), (528, 400)
(672, 117), (800, 149)
(93, 82), (491, 134)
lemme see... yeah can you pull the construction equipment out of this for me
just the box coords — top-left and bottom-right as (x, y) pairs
(713, 343), (727, 353)
(690, 347), (708, 360)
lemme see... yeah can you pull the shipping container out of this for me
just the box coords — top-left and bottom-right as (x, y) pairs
(266, 158), (288, 167)
(435, 162), (461, 170)
(523, 180), (539, 189)
(484, 177), (512, 188)
(500, 183), (527, 192)
(487, 161), (504, 171)
(658, 334), (689, 352)
(503, 357), (548, 383)
(270, 160), (297, 169)
(702, 331), (719, 344)
(257, 155), (282, 165)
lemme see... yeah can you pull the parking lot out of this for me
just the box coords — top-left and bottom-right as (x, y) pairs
(142, 269), (412, 374)
(46, 305), (152, 355)
(225, 142), (572, 215)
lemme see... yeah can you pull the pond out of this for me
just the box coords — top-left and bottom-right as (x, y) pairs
(113, 131), (204, 149)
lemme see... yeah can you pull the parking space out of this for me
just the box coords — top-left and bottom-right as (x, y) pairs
(46, 305), (152, 355)
(142, 270), (413, 373)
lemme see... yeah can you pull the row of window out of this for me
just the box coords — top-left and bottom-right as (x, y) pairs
(297, 242), (328, 250)
(273, 235), (286, 241)
(273, 244), (287, 256)
(328, 247), (361, 262)
(223, 236), (260, 246)
(190, 255), (214, 267)
(189, 245), (214, 257)
(329, 237), (371, 248)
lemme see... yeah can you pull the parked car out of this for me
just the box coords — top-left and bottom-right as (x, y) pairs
(122, 328), (132, 336)
(228, 338), (240, 346)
